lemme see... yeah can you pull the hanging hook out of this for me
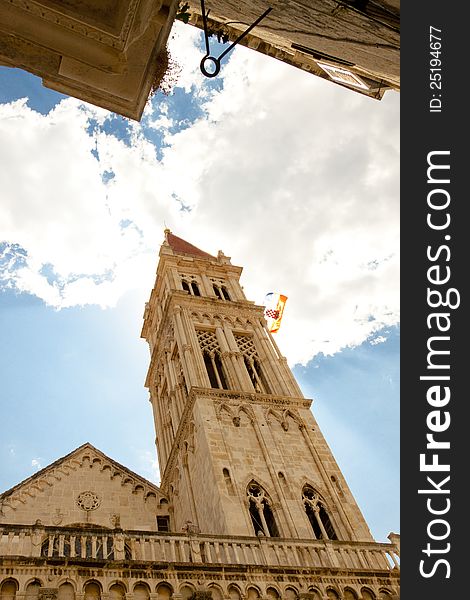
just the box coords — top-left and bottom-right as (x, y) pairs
(200, 0), (272, 78)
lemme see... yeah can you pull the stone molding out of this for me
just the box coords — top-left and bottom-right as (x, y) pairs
(5, 0), (143, 51)
(0, 444), (163, 512)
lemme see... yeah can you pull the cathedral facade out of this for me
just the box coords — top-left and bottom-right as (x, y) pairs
(0, 231), (400, 600)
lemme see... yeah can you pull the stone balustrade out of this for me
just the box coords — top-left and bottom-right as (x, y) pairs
(0, 525), (400, 573)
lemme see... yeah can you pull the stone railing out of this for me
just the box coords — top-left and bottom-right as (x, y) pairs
(0, 525), (400, 572)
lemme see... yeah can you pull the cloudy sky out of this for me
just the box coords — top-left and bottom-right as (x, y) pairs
(0, 23), (399, 542)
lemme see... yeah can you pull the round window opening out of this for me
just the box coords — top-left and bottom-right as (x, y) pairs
(77, 491), (101, 511)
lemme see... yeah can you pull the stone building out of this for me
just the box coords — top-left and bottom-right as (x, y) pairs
(0, 1), (399, 120)
(0, 231), (400, 600)
(183, 0), (399, 100)
(0, 0), (179, 120)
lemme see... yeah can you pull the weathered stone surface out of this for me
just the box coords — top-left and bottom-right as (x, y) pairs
(0, 0), (178, 120)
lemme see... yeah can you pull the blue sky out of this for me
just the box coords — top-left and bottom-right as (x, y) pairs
(0, 23), (399, 542)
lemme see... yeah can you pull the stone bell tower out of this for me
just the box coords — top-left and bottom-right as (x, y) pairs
(141, 230), (375, 542)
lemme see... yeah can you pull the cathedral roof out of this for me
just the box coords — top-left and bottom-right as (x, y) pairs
(164, 229), (215, 259)
(0, 442), (162, 501)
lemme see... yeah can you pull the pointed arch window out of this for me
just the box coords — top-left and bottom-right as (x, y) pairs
(302, 485), (338, 540)
(197, 330), (229, 390)
(180, 275), (201, 296)
(202, 350), (228, 389)
(191, 281), (201, 296)
(247, 481), (279, 537)
(213, 284), (223, 299)
(211, 278), (231, 301)
(234, 334), (270, 393)
(243, 356), (270, 394)
(223, 468), (235, 495)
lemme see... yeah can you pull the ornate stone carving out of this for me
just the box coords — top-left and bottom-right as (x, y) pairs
(110, 513), (121, 528)
(182, 520), (200, 535)
(76, 491), (101, 511)
(38, 589), (58, 600)
(53, 508), (64, 525)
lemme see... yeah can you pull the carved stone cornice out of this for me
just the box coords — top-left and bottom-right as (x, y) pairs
(0, 443), (164, 511)
(191, 387), (311, 409)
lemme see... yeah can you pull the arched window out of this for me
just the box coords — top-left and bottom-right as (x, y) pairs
(228, 587), (241, 600)
(25, 582), (41, 600)
(109, 584), (126, 600)
(180, 586), (194, 600)
(302, 485), (338, 540)
(246, 588), (260, 600)
(213, 284), (222, 299)
(223, 468), (235, 495)
(235, 334), (270, 394)
(243, 357), (270, 394)
(202, 350), (228, 389)
(266, 589), (280, 600)
(247, 481), (279, 537)
(83, 582), (101, 600)
(221, 286), (231, 300)
(197, 329), (229, 390)
(181, 278), (201, 296)
(208, 587), (223, 600)
(156, 584), (172, 600)
(133, 584), (150, 600)
(58, 584), (75, 600)
(0, 580), (18, 600)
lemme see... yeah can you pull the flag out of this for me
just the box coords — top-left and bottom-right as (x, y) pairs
(264, 292), (288, 333)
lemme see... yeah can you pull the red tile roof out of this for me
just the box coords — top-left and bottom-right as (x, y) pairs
(166, 231), (214, 259)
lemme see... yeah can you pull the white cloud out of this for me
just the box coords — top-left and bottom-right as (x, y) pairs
(370, 335), (387, 346)
(138, 450), (161, 486)
(0, 29), (399, 364)
(31, 458), (42, 470)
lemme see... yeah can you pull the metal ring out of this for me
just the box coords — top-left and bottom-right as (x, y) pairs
(200, 56), (221, 78)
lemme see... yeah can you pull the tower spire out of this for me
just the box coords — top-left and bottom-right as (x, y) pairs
(142, 235), (375, 544)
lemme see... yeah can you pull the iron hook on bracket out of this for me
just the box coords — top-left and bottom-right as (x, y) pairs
(200, 0), (272, 78)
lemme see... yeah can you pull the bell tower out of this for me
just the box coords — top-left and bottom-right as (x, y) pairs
(141, 230), (375, 542)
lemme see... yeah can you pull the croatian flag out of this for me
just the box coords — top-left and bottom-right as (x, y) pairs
(264, 292), (288, 333)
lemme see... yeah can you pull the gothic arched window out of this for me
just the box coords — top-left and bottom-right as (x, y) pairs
(213, 284), (222, 299)
(223, 468), (235, 495)
(243, 357), (269, 394)
(302, 485), (338, 540)
(191, 281), (201, 296)
(247, 481), (279, 537)
(197, 330), (229, 390)
(181, 276), (201, 297)
(235, 335), (270, 394)
(202, 350), (228, 389)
